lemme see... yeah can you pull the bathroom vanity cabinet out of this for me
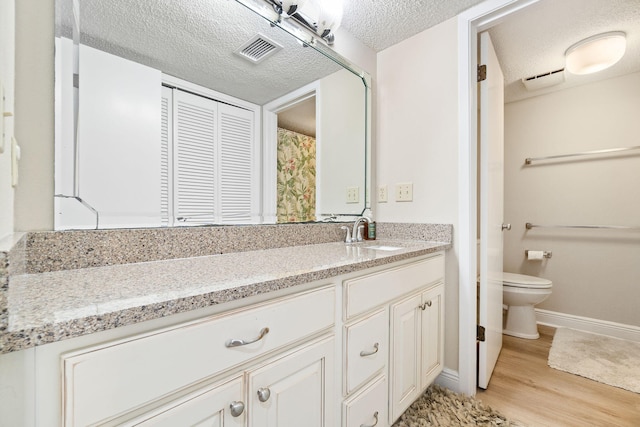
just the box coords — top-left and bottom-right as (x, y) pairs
(4, 250), (445, 427)
(60, 286), (337, 426)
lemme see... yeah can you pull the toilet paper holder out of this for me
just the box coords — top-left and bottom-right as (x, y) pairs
(525, 250), (552, 259)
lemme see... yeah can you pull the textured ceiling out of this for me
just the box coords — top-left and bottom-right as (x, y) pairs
(488, 0), (640, 103)
(59, 0), (342, 105)
(58, 0), (640, 105)
(340, 0), (485, 52)
(338, 0), (640, 102)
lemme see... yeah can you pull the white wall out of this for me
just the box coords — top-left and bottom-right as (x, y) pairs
(332, 28), (377, 81)
(504, 72), (640, 327)
(318, 69), (367, 215)
(14, 0), (55, 231)
(376, 18), (460, 370)
(0, 0), (15, 240)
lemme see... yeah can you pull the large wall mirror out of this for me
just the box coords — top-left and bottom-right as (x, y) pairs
(54, 0), (370, 229)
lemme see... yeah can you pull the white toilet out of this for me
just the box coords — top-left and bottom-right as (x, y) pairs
(502, 272), (552, 339)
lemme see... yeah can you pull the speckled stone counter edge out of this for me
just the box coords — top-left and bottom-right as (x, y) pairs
(0, 244), (448, 354)
(0, 234), (25, 337)
(0, 222), (452, 353)
(5, 222), (452, 275)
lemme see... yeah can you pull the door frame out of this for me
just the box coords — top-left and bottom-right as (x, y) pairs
(456, 0), (540, 396)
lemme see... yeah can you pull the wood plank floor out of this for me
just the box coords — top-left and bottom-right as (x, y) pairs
(476, 325), (640, 427)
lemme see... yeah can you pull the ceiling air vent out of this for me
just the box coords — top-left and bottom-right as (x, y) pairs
(522, 68), (566, 91)
(235, 34), (283, 64)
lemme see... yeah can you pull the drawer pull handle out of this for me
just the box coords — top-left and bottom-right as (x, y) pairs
(225, 327), (270, 348)
(359, 342), (380, 357)
(257, 387), (271, 402)
(229, 401), (245, 417)
(360, 411), (379, 427)
(419, 300), (432, 310)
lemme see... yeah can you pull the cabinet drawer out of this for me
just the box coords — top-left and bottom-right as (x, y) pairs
(344, 254), (444, 319)
(344, 308), (388, 395)
(343, 375), (388, 427)
(62, 286), (335, 427)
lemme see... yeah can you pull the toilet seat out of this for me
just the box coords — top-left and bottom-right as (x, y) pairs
(503, 272), (552, 289)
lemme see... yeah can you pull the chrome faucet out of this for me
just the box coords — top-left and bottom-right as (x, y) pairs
(352, 216), (371, 242)
(340, 226), (353, 243)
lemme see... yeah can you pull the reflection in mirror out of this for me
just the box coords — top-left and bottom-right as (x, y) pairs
(276, 97), (317, 223)
(54, 0), (369, 230)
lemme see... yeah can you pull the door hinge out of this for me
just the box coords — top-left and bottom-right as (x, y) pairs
(477, 64), (487, 82)
(477, 325), (486, 342)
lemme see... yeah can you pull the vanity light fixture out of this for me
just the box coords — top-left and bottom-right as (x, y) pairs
(565, 31), (626, 75)
(266, 0), (343, 45)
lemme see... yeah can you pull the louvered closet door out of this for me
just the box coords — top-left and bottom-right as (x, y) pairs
(218, 103), (257, 224)
(173, 90), (218, 225)
(160, 87), (173, 226)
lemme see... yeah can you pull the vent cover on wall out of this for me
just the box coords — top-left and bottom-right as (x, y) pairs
(522, 68), (565, 91)
(235, 34), (283, 64)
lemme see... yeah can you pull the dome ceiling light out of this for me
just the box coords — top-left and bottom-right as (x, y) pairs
(565, 31), (626, 75)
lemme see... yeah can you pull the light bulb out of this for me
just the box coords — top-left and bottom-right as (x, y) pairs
(316, 0), (343, 37)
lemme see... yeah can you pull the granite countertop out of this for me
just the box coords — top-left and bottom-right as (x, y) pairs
(1, 239), (448, 354)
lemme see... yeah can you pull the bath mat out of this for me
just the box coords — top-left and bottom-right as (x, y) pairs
(548, 327), (640, 393)
(392, 384), (525, 426)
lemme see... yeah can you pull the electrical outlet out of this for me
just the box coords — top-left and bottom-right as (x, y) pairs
(395, 182), (413, 202)
(378, 185), (388, 203)
(346, 186), (359, 203)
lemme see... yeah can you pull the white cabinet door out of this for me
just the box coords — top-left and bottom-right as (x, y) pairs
(389, 292), (422, 421)
(390, 283), (445, 423)
(133, 375), (245, 427)
(247, 336), (334, 427)
(420, 284), (444, 389)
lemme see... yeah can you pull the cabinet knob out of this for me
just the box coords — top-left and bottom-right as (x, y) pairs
(360, 411), (379, 427)
(257, 387), (271, 402)
(229, 401), (245, 417)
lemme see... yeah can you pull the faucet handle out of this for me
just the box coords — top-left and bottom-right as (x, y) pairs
(357, 225), (365, 242)
(340, 226), (353, 243)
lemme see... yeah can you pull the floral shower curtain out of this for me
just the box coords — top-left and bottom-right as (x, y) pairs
(277, 128), (316, 223)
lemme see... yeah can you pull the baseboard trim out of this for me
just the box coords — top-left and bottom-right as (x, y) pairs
(536, 309), (640, 342)
(435, 368), (462, 393)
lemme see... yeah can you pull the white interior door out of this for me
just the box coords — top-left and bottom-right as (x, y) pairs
(478, 31), (505, 389)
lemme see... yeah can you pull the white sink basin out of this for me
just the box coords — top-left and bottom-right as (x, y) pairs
(365, 245), (403, 251)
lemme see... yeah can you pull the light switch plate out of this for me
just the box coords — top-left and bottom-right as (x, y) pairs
(396, 182), (413, 202)
(346, 186), (359, 203)
(378, 185), (388, 203)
